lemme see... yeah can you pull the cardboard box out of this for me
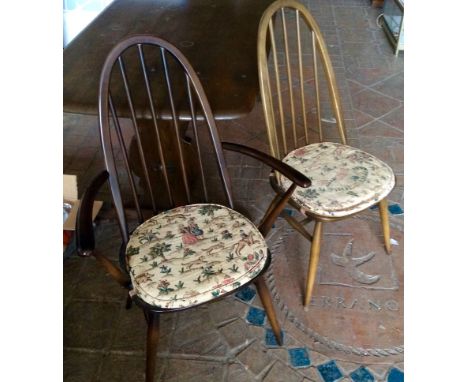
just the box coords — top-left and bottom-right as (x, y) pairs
(63, 174), (103, 231)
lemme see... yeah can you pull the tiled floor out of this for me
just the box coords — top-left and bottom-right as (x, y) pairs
(64, 1), (403, 381)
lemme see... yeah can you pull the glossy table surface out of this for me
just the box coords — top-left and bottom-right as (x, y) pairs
(63, 0), (273, 120)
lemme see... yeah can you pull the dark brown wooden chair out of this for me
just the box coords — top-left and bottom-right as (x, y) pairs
(76, 35), (310, 382)
(257, 0), (396, 307)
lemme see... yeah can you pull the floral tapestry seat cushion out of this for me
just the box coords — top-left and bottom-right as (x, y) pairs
(279, 142), (395, 218)
(126, 204), (268, 309)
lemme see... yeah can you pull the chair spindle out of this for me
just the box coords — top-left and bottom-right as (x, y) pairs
(136, 43), (175, 209)
(160, 47), (191, 204)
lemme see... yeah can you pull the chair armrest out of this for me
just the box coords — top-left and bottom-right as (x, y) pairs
(76, 170), (109, 256)
(221, 142), (310, 237)
(221, 142), (310, 188)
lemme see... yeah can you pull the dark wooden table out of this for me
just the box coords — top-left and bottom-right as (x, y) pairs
(63, 0), (273, 120)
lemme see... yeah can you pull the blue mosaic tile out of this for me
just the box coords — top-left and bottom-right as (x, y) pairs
(387, 368), (404, 382)
(288, 347), (311, 368)
(235, 286), (256, 303)
(317, 360), (343, 382)
(245, 306), (265, 326)
(350, 366), (374, 382)
(388, 204), (404, 215)
(265, 328), (284, 348)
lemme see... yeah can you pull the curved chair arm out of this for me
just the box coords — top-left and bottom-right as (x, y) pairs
(76, 170), (109, 256)
(75, 170), (131, 289)
(221, 142), (310, 237)
(221, 142), (311, 188)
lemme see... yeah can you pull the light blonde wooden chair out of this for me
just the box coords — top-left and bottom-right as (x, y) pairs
(257, 0), (396, 306)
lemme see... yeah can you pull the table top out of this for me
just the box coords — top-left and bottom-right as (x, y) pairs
(63, 0), (273, 120)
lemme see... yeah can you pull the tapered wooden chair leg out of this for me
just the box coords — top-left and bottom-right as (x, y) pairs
(255, 276), (282, 345)
(304, 221), (323, 307)
(145, 311), (160, 382)
(378, 199), (392, 254)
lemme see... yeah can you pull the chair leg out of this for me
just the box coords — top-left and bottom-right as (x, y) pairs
(304, 221), (323, 307)
(125, 294), (133, 310)
(145, 311), (160, 382)
(378, 199), (392, 254)
(254, 276), (283, 346)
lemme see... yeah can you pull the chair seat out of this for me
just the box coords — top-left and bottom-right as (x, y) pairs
(279, 142), (395, 218)
(126, 204), (268, 309)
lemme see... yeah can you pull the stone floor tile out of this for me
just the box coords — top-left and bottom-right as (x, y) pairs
(219, 318), (253, 349)
(309, 366), (325, 382)
(110, 306), (174, 353)
(161, 359), (224, 382)
(367, 364), (393, 380)
(98, 353), (148, 382)
(249, 323), (269, 342)
(248, 291), (265, 309)
(63, 350), (103, 382)
(237, 341), (274, 376)
(352, 109), (375, 128)
(338, 361), (375, 377)
(351, 88), (401, 119)
(281, 321), (311, 349)
(263, 361), (304, 382)
(170, 308), (230, 357)
(347, 80), (367, 97)
(64, 300), (121, 349)
(380, 105), (404, 131)
(310, 350), (331, 367)
(346, 67), (400, 88)
(268, 348), (289, 364)
(357, 120), (403, 138)
(358, 137), (403, 173)
(209, 297), (248, 325)
(393, 362), (403, 372)
(372, 73), (404, 101)
(226, 363), (256, 382)
(174, 306), (214, 332)
(171, 330), (228, 357)
(72, 257), (127, 302)
(63, 257), (85, 306)
(109, 306), (147, 352)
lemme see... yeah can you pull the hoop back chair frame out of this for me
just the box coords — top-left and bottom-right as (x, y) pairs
(76, 35), (310, 382)
(257, 0), (394, 306)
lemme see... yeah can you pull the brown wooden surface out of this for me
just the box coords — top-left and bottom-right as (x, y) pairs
(64, 0), (273, 120)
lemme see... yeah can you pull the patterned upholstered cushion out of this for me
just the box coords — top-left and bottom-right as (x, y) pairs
(279, 142), (395, 217)
(126, 204), (267, 309)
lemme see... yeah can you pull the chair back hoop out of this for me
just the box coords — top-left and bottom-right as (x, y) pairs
(257, 0), (347, 161)
(98, 35), (234, 244)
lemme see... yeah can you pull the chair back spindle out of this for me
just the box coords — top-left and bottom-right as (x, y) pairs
(98, 35), (234, 246)
(258, 0), (347, 160)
